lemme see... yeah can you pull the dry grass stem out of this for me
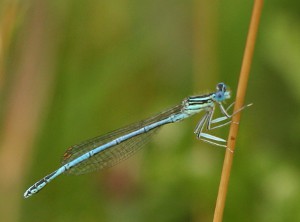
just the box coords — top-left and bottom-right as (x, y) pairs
(213, 0), (264, 221)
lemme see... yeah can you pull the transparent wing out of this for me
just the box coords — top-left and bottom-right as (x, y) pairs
(61, 104), (183, 175)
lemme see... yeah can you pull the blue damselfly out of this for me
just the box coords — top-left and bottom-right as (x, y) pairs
(24, 82), (248, 198)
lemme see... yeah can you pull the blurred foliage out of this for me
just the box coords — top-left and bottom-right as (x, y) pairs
(1, 0), (300, 222)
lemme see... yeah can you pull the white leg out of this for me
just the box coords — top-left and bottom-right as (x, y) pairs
(194, 102), (252, 147)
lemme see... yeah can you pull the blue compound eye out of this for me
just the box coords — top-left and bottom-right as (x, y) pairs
(214, 83), (228, 102)
(215, 91), (224, 101)
(216, 83), (226, 92)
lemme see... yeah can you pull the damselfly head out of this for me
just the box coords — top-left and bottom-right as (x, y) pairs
(214, 82), (231, 102)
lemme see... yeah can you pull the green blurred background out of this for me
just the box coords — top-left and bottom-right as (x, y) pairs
(1, 0), (300, 221)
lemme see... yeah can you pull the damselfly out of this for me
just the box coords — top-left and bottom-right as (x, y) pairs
(24, 82), (248, 198)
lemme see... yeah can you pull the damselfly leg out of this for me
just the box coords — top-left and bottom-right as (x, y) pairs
(194, 102), (252, 147)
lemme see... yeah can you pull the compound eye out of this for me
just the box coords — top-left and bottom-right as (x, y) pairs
(215, 91), (223, 100)
(216, 83), (226, 92)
